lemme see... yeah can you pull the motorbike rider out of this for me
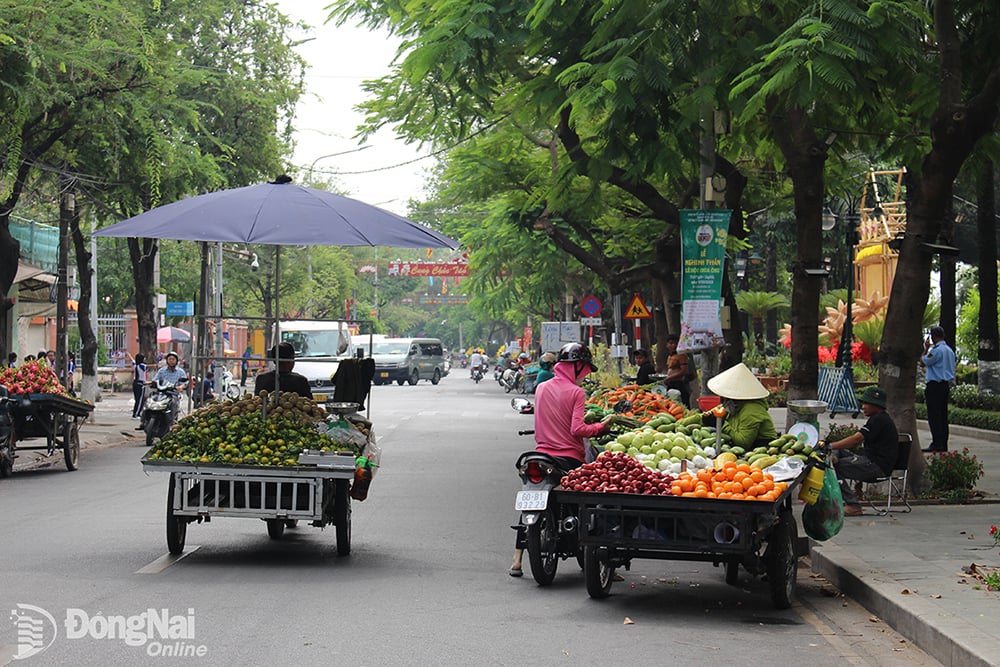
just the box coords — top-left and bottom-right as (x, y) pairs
(534, 352), (557, 387)
(469, 348), (485, 378)
(150, 351), (188, 423)
(509, 342), (615, 577)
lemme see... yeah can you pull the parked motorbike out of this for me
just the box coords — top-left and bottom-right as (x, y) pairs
(141, 379), (182, 448)
(511, 397), (582, 585)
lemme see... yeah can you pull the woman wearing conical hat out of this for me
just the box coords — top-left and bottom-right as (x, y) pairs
(706, 363), (778, 449)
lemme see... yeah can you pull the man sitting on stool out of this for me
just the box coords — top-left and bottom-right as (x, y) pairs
(828, 386), (899, 517)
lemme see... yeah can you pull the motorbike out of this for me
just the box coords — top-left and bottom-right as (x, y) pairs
(500, 365), (525, 393)
(471, 364), (486, 383)
(141, 378), (183, 447)
(493, 363), (504, 384)
(511, 397), (582, 585)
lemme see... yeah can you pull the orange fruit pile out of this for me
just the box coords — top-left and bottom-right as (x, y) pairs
(670, 462), (787, 501)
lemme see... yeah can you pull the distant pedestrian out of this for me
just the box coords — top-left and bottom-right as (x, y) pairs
(66, 352), (76, 395)
(920, 326), (957, 453)
(131, 353), (147, 419)
(241, 346), (252, 388)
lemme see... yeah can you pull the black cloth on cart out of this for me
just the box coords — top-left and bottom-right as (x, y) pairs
(332, 357), (375, 409)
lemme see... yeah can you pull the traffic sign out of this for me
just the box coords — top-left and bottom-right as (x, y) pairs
(580, 295), (602, 317)
(625, 294), (651, 319)
(580, 317), (602, 326)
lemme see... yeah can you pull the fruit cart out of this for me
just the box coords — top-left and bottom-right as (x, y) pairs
(141, 450), (358, 556)
(552, 469), (808, 609)
(0, 391), (94, 477)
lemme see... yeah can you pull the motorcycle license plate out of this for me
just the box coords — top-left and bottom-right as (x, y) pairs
(514, 490), (548, 511)
(379, 372), (390, 378)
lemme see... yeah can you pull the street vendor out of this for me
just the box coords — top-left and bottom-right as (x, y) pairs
(706, 362), (777, 449)
(662, 334), (692, 407)
(254, 341), (313, 399)
(634, 348), (655, 385)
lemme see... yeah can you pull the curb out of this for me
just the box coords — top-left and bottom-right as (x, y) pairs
(810, 542), (1000, 667)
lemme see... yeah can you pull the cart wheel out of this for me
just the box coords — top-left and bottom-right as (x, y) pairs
(63, 422), (80, 471)
(408, 369), (419, 386)
(766, 509), (798, 609)
(266, 519), (285, 540)
(526, 509), (559, 586)
(166, 473), (187, 555)
(431, 369), (441, 385)
(334, 479), (351, 556)
(725, 560), (740, 586)
(0, 433), (14, 478)
(584, 545), (613, 599)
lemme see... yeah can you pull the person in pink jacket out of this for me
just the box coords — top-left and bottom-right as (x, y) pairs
(509, 343), (612, 577)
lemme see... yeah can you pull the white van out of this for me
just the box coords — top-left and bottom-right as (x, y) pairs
(277, 320), (355, 400)
(352, 333), (387, 359)
(372, 337), (448, 386)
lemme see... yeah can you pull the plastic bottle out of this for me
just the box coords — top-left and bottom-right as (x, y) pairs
(350, 455), (373, 500)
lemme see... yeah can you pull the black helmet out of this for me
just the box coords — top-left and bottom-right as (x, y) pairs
(557, 342), (597, 373)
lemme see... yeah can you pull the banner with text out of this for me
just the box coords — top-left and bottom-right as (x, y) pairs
(386, 261), (469, 277)
(679, 209), (729, 351)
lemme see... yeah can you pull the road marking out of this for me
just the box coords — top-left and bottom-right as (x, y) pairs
(135, 546), (201, 574)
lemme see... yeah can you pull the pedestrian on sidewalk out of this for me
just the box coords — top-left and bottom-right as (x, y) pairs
(828, 386), (899, 517)
(920, 326), (956, 453)
(130, 353), (147, 419)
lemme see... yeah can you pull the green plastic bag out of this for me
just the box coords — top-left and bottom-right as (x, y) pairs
(801, 464), (844, 541)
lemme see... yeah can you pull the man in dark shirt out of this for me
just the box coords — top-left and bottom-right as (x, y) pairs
(254, 342), (313, 399)
(634, 348), (655, 385)
(829, 386), (899, 516)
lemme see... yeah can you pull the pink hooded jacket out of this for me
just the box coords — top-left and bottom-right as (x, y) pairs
(534, 362), (606, 462)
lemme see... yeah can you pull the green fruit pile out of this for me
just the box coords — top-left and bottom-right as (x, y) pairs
(147, 392), (359, 466)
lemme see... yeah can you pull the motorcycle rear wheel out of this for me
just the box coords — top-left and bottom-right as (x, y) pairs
(526, 508), (559, 586)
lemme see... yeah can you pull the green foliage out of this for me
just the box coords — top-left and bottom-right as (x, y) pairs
(924, 448), (984, 496)
(957, 288), (1000, 363)
(853, 318), (884, 351)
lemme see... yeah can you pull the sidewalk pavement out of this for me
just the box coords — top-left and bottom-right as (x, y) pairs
(21, 395), (1000, 666)
(770, 407), (1000, 667)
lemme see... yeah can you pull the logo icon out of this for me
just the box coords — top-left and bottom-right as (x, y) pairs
(10, 603), (58, 660)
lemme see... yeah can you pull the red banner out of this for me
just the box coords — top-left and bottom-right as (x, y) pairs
(386, 261), (470, 278)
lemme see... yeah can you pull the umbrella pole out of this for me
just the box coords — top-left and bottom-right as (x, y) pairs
(274, 245), (281, 398)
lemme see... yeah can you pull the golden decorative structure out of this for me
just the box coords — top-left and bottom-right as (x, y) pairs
(857, 168), (906, 303)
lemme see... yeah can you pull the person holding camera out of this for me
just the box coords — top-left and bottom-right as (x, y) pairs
(920, 325), (956, 453)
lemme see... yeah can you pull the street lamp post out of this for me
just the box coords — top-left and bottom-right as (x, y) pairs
(835, 212), (861, 373)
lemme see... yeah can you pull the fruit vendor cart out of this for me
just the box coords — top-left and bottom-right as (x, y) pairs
(0, 390), (94, 478)
(552, 470), (808, 609)
(141, 451), (357, 556)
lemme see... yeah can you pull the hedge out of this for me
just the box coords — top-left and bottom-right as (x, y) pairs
(913, 402), (1000, 432)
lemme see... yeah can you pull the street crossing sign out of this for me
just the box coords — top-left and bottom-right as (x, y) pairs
(625, 294), (651, 319)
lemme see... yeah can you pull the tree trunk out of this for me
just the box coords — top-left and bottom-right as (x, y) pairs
(881, 1), (1000, 489)
(939, 198), (957, 342)
(766, 104), (825, 431)
(765, 243), (778, 347)
(69, 201), (99, 406)
(128, 238), (158, 361)
(978, 161), (1000, 392)
(0, 216), (20, 360)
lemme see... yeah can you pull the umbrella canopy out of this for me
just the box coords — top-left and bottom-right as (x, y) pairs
(157, 326), (191, 343)
(92, 178), (458, 248)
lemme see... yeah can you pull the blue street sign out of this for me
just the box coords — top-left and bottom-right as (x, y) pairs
(165, 301), (194, 316)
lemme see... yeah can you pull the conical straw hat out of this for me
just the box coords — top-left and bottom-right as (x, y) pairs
(706, 363), (769, 400)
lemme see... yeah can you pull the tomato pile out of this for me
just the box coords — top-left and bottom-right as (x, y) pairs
(560, 451), (675, 495)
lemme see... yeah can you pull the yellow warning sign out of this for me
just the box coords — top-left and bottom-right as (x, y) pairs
(625, 294), (651, 319)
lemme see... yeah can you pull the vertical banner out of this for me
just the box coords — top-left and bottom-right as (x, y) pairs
(679, 209), (730, 351)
